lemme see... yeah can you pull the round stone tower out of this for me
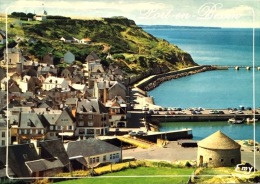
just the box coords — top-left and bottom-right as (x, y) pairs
(197, 130), (241, 167)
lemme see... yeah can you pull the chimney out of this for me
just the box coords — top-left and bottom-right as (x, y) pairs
(103, 81), (108, 103)
(16, 62), (23, 74)
(30, 139), (41, 156)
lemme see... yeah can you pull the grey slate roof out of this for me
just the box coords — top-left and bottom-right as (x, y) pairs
(25, 158), (64, 172)
(0, 167), (15, 178)
(43, 113), (60, 125)
(66, 138), (120, 158)
(77, 99), (107, 113)
(38, 139), (70, 170)
(65, 98), (78, 105)
(0, 144), (40, 177)
(19, 112), (48, 128)
(85, 52), (100, 63)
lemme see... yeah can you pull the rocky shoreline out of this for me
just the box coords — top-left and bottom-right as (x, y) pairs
(142, 66), (217, 91)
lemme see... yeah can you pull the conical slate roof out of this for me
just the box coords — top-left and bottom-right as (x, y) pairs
(198, 131), (241, 150)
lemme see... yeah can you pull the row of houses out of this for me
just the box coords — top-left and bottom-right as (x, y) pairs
(0, 138), (121, 180)
(0, 48), (129, 144)
(2, 48), (76, 65)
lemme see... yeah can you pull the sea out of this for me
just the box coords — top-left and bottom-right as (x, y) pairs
(143, 26), (260, 141)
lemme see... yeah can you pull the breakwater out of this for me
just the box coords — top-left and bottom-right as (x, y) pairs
(149, 114), (260, 122)
(135, 65), (217, 91)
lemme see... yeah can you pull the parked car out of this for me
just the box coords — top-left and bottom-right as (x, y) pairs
(137, 131), (144, 136)
(209, 110), (214, 114)
(218, 111), (225, 114)
(129, 131), (137, 136)
(229, 110), (236, 114)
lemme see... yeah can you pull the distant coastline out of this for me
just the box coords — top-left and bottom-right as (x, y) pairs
(139, 25), (222, 29)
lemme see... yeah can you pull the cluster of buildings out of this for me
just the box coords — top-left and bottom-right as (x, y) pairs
(0, 45), (129, 179)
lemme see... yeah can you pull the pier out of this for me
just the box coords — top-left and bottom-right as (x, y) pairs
(126, 109), (260, 127)
(213, 65), (260, 70)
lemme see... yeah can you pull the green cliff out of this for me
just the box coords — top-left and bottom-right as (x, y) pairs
(1, 16), (197, 75)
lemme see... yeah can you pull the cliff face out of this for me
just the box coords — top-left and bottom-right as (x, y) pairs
(6, 16), (197, 75)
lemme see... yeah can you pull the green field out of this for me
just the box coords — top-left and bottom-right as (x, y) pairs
(56, 167), (194, 184)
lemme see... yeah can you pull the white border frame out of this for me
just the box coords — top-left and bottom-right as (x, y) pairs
(3, 3), (257, 181)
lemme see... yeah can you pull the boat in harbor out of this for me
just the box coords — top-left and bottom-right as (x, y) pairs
(228, 118), (244, 124)
(246, 118), (259, 123)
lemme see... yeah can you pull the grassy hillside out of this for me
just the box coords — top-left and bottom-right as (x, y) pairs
(0, 16), (197, 75)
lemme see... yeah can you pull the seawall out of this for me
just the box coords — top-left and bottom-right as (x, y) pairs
(134, 65), (216, 91)
(149, 114), (260, 122)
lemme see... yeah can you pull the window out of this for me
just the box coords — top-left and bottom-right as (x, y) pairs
(110, 154), (112, 160)
(103, 155), (106, 162)
(68, 125), (73, 130)
(87, 129), (94, 134)
(37, 129), (42, 134)
(79, 115), (83, 119)
(88, 121), (93, 126)
(27, 122), (31, 126)
(1, 131), (5, 138)
(209, 158), (212, 161)
(116, 153), (119, 159)
(50, 126), (53, 130)
(79, 129), (85, 134)
(23, 154), (28, 159)
(231, 159), (235, 164)
(113, 154), (116, 159)
(220, 158), (224, 162)
(57, 126), (62, 130)
(96, 157), (99, 163)
(78, 121), (84, 127)
(1, 140), (5, 146)
(88, 115), (93, 119)
(92, 157), (95, 163)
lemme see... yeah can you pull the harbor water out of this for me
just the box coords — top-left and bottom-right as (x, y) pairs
(143, 27), (260, 140)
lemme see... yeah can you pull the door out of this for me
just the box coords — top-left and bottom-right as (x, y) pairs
(200, 155), (203, 166)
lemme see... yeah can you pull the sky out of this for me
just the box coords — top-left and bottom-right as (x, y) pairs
(0, 0), (260, 28)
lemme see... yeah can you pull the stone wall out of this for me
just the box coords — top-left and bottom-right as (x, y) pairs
(197, 146), (241, 167)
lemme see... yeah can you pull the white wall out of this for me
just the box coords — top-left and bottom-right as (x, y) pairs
(0, 128), (11, 146)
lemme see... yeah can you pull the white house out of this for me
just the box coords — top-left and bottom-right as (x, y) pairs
(60, 37), (79, 43)
(66, 138), (121, 169)
(17, 75), (31, 93)
(0, 119), (11, 146)
(0, 77), (9, 91)
(80, 38), (91, 44)
(64, 51), (75, 64)
(70, 84), (87, 93)
(42, 76), (70, 91)
(33, 15), (47, 21)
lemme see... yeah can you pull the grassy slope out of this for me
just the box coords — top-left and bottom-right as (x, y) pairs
(56, 167), (193, 184)
(0, 17), (197, 75)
